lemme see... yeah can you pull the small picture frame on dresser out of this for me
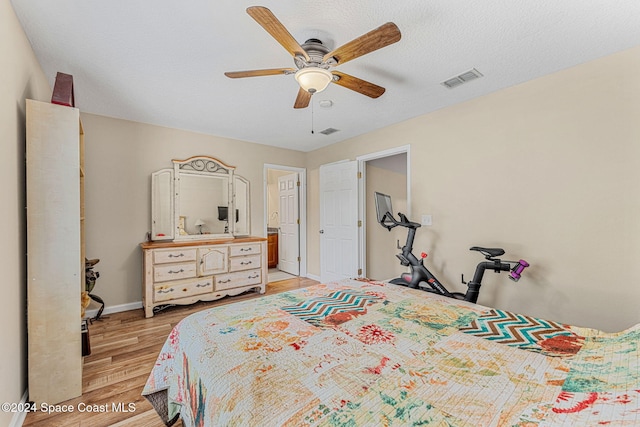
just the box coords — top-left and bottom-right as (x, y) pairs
(178, 215), (188, 235)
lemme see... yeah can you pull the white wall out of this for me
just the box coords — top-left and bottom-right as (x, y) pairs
(306, 45), (640, 332)
(1, 3), (51, 426)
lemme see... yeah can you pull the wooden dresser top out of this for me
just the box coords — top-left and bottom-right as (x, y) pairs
(140, 236), (267, 250)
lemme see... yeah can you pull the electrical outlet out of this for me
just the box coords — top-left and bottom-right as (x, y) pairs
(421, 214), (432, 226)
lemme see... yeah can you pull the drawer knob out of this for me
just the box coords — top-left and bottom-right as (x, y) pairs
(240, 260), (252, 265)
(169, 253), (184, 258)
(168, 269), (185, 274)
(158, 288), (175, 294)
(240, 247), (253, 252)
(218, 279), (231, 284)
(196, 283), (209, 288)
(182, 288), (187, 292)
(248, 274), (259, 279)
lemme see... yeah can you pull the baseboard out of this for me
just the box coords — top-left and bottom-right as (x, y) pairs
(84, 301), (142, 318)
(306, 273), (321, 282)
(9, 389), (28, 427)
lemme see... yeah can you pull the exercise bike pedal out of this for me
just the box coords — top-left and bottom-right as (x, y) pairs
(451, 292), (466, 300)
(389, 277), (410, 287)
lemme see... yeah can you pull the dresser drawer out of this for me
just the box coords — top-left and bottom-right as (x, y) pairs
(154, 261), (197, 282)
(153, 248), (197, 264)
(154, 277), (213, 303)
(230, 243), (261, 257)
(230, 254), (261, 271)
(214, 269), (262, 291)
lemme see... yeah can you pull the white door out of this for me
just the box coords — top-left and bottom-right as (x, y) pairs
(319, 161), (359, 282)
(278, 173), (299, 275)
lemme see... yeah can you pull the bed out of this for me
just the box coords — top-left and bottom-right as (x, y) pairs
(142, 278), (640, 426)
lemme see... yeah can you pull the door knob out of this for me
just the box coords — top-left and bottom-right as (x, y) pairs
(319, 229), (324, 234)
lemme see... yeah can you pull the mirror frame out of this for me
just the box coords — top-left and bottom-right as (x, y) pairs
(233, 175), (250, 237)
(151, 155), (251, 241)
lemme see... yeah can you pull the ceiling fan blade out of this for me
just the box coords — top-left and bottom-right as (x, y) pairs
(294, 87), (311, 109)
(323, 22), (401, 65)
(246, 6), (310, 61)
(332, 71), (385, 98)
(224, 68), (295, 78)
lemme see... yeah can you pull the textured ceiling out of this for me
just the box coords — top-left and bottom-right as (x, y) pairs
(11, 1), (640, 152)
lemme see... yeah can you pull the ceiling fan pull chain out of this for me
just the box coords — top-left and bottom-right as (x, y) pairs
(311, 99), (315, 134)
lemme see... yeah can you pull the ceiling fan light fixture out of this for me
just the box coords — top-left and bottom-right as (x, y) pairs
(295, 67), (332, 94)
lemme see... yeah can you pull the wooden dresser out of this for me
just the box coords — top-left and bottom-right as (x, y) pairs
(141, 237), (267, 317)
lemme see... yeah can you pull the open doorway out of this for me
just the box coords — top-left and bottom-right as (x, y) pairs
(264, 164), (307, 282)
(357, 146), (410, 281)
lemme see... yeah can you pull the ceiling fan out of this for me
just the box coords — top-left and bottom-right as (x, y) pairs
(224, 6), (401, 109)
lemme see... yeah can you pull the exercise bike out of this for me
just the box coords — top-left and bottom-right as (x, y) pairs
(374, 192), (529, 304)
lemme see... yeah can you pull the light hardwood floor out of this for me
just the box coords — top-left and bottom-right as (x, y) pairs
(23, 277), (318, 427)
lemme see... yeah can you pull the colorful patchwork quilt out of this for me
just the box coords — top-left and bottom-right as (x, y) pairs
(142, 279), (640, 426)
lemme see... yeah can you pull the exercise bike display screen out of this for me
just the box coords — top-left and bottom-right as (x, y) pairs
(374, 191), (394, 227)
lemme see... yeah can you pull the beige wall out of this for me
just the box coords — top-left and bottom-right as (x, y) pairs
(306, 46), (640, 332)
(80, 114), (306, 308)
(1, 3), (51, 425)
(365, 163), (407, 281)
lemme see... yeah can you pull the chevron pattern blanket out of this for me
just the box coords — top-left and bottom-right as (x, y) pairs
(143, 278), (639, 426)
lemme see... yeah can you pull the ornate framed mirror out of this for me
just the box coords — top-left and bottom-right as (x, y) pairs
(151, 156), (250, 240)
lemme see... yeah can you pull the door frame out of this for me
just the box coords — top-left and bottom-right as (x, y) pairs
(356, 145), (411, 278)
(263, 164), (307, 278)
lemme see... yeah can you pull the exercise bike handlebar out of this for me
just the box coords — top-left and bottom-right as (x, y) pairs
(381, 211), (421, 230)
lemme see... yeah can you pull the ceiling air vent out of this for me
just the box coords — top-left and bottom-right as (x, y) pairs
(441, 68), (483, 89)
(319, 127), (340, 135)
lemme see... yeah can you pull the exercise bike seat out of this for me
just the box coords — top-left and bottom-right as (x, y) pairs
(470, 246), (505, 258)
